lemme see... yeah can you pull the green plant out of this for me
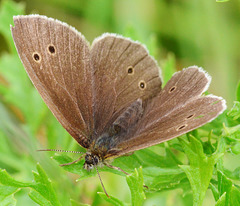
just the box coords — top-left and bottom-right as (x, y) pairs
(0, 0), (239, 205)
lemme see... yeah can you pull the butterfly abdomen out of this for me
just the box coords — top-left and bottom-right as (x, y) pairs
(90, 99), (144, 158)
(112, 99), (143, 133)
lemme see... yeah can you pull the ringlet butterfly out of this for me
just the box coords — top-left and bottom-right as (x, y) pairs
(11, 15), (226, 196)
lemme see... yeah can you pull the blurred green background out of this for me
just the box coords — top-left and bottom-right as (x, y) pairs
(0, 0), (239, 205)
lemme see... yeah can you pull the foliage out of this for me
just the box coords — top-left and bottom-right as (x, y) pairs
(0, 0), (239, 205)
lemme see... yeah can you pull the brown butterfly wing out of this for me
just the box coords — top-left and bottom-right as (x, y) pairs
(107, 67), (226, 157)
(90, 34), (162, 136)
(11, 15), (93, 147)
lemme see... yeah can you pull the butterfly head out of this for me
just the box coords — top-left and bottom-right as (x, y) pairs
(84, 152), (100, 171)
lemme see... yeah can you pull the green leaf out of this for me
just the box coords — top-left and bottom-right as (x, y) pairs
(223, 167), (240, 181)
(217, 170), (232, 199)
(98, 192), (127, 206)
(230, 186), (240, 205)
(53, 144), (186, 189)
(216, 192), (226, 206)
(142, 167), (186, 191)
(227, 101), (240, 121)
(126, 167), (145, 206)
(0, 169), (34, 188)
(231, 142), (240, 155)
(0, 0), (25, 53)
(31, 164), (61, 206)
(178, 135), (223, 206)
(28, 190), (52, 206)
(0, 164), (61, 206)
(215, 171), (240, 206)
(0, 185), (18, 206)
(209, 183), (219, 201)
(222, 123), (240, 139)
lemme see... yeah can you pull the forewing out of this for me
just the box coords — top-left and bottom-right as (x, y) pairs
(11, 15), (93, 147)
(90, 34), (162, 136)
(108, 67), (226, 157)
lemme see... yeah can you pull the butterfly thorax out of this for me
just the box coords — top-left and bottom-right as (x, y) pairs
(88, 132), (120, 160)
(84, 132), (119, 170)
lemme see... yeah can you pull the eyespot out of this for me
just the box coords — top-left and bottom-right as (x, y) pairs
(169, 86), (177, 93)
(32, 52), (41, 62)
(48, 45), (56, 54)
(176, 124), (188, 131)
(139, 81), (146, 89)
(127, 66), (134, 74)
(186, 114), (194, 120)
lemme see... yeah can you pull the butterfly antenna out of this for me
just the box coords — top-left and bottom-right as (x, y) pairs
(95, 166), (110, 198)
(37, 149), (84, 154)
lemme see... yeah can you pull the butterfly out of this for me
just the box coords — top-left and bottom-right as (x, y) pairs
(11, 15), (226, 196)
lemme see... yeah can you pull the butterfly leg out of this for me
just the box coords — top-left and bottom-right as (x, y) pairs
(59, 154), (85, 167)
(104, 163), (129, 175)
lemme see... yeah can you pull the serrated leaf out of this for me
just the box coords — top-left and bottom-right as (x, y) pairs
(134, 147), (181, 168)
(223, 123), (240, 139)
(231, 142), (240, 155)
(209, 183), (219, 201)
(30, 164), (61, 206)
(216, 192), (226, 206)
(215, 171), (240, 205)
(223, 167), (240, 181)
(230, 186), (240, 205)
(126, 167), (145, 206)
(143, 167), (186, 191)
(217, 170), (232, 199)
(227, 101), (240, 121)
(0, 169), (34, 188)
(53, 145), (184, 189)
(179, 135), (223, 206)
(0, 164), (61, 206)
(28, 190), (52, 206)
(0, 185), (18, 206)
(0, 194), (17, 206)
